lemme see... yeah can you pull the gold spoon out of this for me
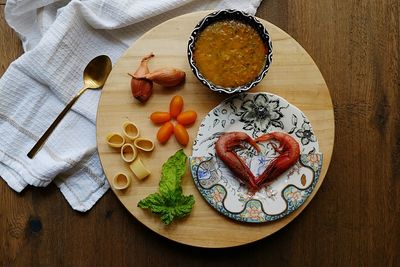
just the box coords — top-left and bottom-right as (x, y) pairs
(27, 55), (112, 159)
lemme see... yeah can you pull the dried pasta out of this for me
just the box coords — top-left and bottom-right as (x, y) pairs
(106, 132), (125, 148)
(112, 172), (131, 190)
(122, 121), (140, 140)
(129, 157), (151, 180)
(134, 138), (155, 152)
(120, 143), (137, 163)
(107, 121), (154, 183)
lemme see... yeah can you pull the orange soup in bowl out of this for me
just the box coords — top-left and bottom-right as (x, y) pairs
(193, 19), (267, 89)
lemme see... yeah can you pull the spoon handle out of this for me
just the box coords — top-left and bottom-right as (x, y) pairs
(27, 87), (88, 158)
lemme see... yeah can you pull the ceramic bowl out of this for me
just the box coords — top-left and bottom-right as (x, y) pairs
(187, 9), (273, 94)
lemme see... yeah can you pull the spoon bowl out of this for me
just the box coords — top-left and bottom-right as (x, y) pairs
(83, 55), (112, 89)
(27, 55), (112, 158)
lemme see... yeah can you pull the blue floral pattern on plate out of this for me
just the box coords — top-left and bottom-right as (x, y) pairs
(190, 93), (323, 223)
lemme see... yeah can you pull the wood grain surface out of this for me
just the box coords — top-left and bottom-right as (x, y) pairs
(96, 11), (333, 248)
(1, 0), (399, 265)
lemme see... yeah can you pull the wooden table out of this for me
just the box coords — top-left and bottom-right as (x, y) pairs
(0, 1), (399, 266)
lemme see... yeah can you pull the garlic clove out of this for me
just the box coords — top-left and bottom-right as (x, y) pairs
(106, 133), (125, 148)
(120, 143), (137, 163)
(134, 138), (155, 152)
(122, 121), (140, 140)
(112, 172), (131, 190)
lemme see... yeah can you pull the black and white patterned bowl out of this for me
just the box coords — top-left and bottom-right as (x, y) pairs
(187, 10), (273, 94)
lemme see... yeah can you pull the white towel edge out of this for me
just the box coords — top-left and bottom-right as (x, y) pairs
(55, 178), (110, 212)
(0, 164), (28, 192)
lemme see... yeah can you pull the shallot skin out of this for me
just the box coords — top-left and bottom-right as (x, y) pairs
(129, 53), (154, 103)
(144, 67), (186, 87)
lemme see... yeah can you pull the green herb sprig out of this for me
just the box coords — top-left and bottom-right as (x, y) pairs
(138, 149), (195, 225)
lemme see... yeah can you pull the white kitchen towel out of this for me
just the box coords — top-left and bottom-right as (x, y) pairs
(0, 0), (262, 212)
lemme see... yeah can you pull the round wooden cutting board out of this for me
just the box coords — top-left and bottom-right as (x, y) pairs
(96, 11), (334, 248)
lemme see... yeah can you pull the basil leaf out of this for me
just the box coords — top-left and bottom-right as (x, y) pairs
(138, 149), (195, 225)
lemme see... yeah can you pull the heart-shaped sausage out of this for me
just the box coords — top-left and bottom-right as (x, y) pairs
(215, 131), (300, 191)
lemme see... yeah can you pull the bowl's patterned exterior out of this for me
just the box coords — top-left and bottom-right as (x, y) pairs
(187, 9), (273, 94)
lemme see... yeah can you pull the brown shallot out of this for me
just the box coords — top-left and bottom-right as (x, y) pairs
(134, 67), (186, 87)
(128, 53), (154, 103)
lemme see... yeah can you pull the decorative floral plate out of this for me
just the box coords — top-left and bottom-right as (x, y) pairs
(189, 93), (323, 223)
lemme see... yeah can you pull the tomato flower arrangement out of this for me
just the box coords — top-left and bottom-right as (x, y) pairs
(150, 95), (197, 146)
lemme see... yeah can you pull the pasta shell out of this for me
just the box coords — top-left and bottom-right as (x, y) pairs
(106, 133), (125, 148)
(129, 157), (151, 180)
(134, 138), (154, 152)
(122, 121), (140, 140)
(120, 143), (137, 163)
(112, 172), (131, 190)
